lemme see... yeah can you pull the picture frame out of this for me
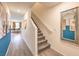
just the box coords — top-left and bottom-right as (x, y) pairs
(61, 7), (78, 43)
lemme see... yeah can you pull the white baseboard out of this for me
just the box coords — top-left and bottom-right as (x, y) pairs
(5, 41), (11, 56)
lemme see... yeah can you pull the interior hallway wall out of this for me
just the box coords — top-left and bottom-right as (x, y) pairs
(32, 2), (79, 56)
(21, 9), (38, 55)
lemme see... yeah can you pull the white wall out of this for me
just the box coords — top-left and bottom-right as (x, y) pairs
(21, 9), (38, 56)
(32, 2), (79, 56)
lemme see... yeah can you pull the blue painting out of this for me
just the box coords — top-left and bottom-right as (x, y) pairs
(61, 8), (77, 41)
(63, 26), (75, 40)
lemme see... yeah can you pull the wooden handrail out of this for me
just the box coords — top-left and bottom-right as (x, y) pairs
(31, 11), (53, 33)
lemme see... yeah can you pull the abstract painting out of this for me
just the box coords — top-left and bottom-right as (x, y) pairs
(61, 7), (77, 41)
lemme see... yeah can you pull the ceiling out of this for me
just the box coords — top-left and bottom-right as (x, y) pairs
(39, 2), (61, 7)
(4, 2), (61, 21)
(5, 2), (35, 20)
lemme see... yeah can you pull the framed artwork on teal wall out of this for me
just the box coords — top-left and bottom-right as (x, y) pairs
(61, 7), (78, 43)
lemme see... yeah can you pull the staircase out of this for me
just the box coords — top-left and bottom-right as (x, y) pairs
(31, 17), (50, 53)
(37, 27), (50, 52)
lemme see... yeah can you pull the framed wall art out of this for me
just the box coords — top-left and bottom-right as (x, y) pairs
(61, 7), (78, 43)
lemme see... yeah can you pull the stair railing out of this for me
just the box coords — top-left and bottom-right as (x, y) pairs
(31, 11), (52, 33)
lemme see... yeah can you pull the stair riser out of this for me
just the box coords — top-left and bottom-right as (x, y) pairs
(38, 36), (45, 38)
(38, 45), (50, 52)
(38, 33), (43, 36)
(38, 31), (41, 33)
(38, 37), (45, 41)
(38, 40), (47, 46)
(38, 28), (40, 30)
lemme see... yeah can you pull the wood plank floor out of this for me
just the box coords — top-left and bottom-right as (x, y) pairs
(6, 32), (33, 56)
(38, 48), (63, 56)
(6, 32), (62, 56)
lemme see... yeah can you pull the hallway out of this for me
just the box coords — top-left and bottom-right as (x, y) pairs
(6, 32), (33, 56)
(1, 2), (79, 56)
